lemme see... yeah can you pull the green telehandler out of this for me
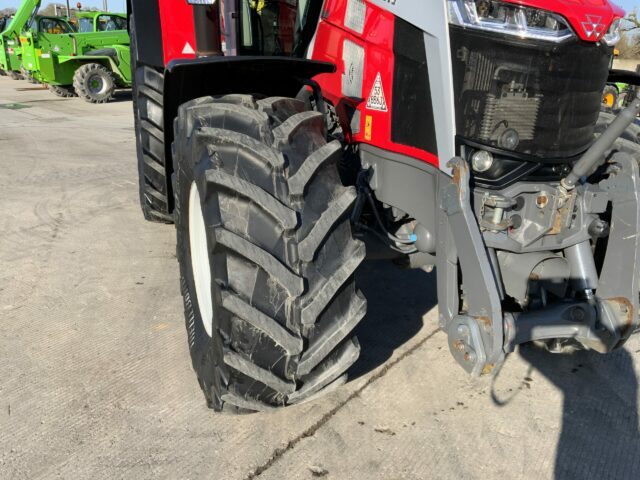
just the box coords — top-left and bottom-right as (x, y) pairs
(20, 11), (131, 102)
(3, 0), (131, 103)
(1, 1), (77, 82)
(0, 0), (37, 80)
(0, 17), (7, 76)
(19, 15), (76, 84)
(20, 8), (131, 102)
(602, 49), (639, 114)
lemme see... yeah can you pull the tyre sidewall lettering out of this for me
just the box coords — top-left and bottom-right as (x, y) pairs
(176, 145), (227, 404)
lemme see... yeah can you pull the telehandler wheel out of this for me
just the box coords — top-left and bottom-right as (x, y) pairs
(20, 66), (37, 84)
(173, 95), (367, 412)
(73, 63), (115, 104)
(48, 84), (77, 98)
(130, 14), (173, 224)
(601, 85), (619, 112)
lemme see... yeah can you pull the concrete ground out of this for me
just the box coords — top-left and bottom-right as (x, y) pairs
(1, 76), (639, 480)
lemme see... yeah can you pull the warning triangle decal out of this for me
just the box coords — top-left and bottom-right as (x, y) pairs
(182, 42), (195, 55)
(366, 73), (388, 112)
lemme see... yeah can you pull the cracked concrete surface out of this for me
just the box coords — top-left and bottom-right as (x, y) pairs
(1, 77), (640, 479)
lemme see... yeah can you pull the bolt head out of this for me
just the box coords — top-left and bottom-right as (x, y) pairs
(457, 324), (467, 334)
(570, 307), (586, 322)
(536, 194), (549, 209)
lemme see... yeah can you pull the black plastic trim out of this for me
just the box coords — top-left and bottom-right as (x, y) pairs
(164, 57), (335, 132)
(128, 0), (164, 68)
(391, 18), (438, 156)
(458, 138), (568, 190)
(609, 69), (640, 87)
(163, 56), (336, 196)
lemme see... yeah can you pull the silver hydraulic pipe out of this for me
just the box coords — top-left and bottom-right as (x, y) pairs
(562, 93), (640, 190)
(565, 241), (599, 302)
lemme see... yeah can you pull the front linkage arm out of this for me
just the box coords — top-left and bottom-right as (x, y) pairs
(439, 95), (640, 375)
(438, 158), (505, 376)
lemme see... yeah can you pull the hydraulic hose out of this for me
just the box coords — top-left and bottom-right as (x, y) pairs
(562, 92), (640, 190)
(365, 191), (416, 245)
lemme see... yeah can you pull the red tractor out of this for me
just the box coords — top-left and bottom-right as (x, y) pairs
(128, 0), (640, 412)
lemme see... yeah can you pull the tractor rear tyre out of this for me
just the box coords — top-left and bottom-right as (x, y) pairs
(173, 95), (367, 412)
(131, 13), (173, 223)
(73, 63), (115, 104)
(48, 84), (77, 98)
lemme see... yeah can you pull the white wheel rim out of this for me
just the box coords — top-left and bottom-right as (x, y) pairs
(87, 73), (107, 95)
(188, 181), (213, 337)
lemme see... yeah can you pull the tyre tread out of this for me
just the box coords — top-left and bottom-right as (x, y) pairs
(214, 228), (304, 296)
(175, 95), (367, 412)
(301, 242), (366, 325)
(221, 291), (303, 355)
(205, 169), (297, 229)
(223, 350), (296, 395)
(298, 187), (357, 262)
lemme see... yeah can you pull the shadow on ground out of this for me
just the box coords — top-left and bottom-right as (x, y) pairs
(518, 344), (640, 479)
(111, 90), (133, 103)
(10, 89), (133, 103)
(15, 86), (49, 92)
(349, 260), (438, 380)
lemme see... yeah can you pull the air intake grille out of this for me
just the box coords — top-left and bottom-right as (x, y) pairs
(450, 26), (613, 159)
(479, 93), (541, 143)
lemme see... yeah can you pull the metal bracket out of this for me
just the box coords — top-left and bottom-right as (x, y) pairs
(437, 158), (504, 375)
(447, 316), (488, 376)
(597, 151), (640, 346)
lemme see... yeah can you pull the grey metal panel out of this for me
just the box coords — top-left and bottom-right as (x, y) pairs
(360, 144), (439, 234)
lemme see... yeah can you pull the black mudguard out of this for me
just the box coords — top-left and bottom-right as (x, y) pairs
(161, 56), (335, 192)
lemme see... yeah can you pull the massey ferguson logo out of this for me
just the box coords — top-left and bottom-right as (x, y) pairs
(581, 15), (606, 39)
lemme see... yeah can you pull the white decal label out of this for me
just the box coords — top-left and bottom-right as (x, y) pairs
(366, 73), (388, 112)
(182, 42), (195, 55)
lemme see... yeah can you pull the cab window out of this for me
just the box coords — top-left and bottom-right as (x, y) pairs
(78, 17), (93, 33)
(38, 18), (74, 34)
(238, 0), (323, 57)
(96, 15), (126, 31)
